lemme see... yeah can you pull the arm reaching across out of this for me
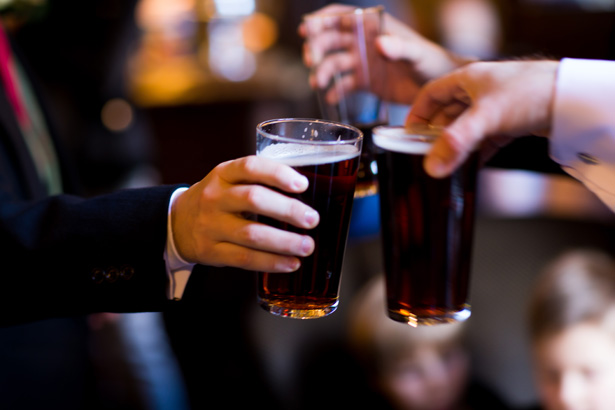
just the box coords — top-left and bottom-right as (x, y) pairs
(408, 58), (615, 212)
(1, 155), (319, 325)
(406, 60), (559, 178)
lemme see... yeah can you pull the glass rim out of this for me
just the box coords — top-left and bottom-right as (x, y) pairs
(302, 5), (384, 22)
(372, 124), (443, 142)
(373, 124), (482, 155)
(257, 118), (363, 146)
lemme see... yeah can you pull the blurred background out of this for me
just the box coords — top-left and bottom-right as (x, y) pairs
(4, 0), (615, 409)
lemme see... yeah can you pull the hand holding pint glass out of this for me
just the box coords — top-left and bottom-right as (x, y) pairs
(302, 5), (387, 198)
(374, 125), (479, 326)
(256, 119), (363, 318)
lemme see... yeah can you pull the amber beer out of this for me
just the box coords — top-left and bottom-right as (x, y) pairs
(256, 119), (362, 319)
(353, 121), (386, 198)
(374, 126), (478, 326)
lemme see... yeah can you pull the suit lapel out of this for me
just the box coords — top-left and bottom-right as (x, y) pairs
(11, 40), (81, 196)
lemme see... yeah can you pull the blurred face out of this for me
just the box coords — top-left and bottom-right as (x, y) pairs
(534, 322), (615, 410)
(379, 341), (469, 410)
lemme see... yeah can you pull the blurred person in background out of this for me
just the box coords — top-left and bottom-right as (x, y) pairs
(297, 275), (510, 410)
(526, 249), (615, 410)
(347, 276), (511, 410)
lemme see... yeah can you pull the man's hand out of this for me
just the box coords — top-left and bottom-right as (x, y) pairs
(407, 60), (560, 178)
(300, 3), (473, 105)
(171, 156), (320, 273)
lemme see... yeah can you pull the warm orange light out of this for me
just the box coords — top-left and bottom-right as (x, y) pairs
(136, 0), (195, 30)
(242, 12), (278, 52)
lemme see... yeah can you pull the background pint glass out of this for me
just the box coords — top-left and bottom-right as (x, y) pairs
(373, 126), (479, 326)
(256, 119), (363, 318)
(303, 6), (387, 198)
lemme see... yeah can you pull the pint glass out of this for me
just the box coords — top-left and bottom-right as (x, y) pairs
(373, 125), (479, 326)
(303, 6), (386, 198)
(256, 119), (363, 318)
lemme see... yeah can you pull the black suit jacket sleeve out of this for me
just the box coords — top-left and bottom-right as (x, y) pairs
(0, 184), (183, 327)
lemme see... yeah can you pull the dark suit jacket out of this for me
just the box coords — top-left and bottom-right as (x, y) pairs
(0, 39), (181, 327)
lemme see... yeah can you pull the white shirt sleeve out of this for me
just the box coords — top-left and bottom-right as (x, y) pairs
(164, 187), (195, 300)
(550, 58), (615, 211)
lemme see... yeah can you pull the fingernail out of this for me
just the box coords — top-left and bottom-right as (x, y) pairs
(304, 209), (319, 227)
(300, 236), (314, 256)
(293, 175), (309, 190)
(285, 258), (301, 272)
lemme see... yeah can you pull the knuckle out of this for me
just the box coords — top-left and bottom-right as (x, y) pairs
(276, 234), (298, 255)
(466, 61), (489, 75)
(269, 256), (291, 272)
(443, 129), (467, 154)
(287, 199), (305, 221)
(200, 184), (220, 204)
(268, 161), (288, 180)
(238, 223), (263, 244)
(241, 155), (260, 174)
(244, 186), (262, 208)
(195, 242), (218, 266)
(210, 161), (232, 183)
(216, 158), (234, 171)
(273, 162), (288, 177)
(233, 249), (254, 269)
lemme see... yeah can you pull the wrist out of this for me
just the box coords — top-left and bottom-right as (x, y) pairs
(532, 60), (560, 138)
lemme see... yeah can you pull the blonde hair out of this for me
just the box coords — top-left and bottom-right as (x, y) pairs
(348, 275), (465, 373)
(528, 249), (615, 343)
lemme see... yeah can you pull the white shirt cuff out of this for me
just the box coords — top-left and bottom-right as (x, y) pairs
(550, 58), (615, 211)
(164, 187), (195, 300)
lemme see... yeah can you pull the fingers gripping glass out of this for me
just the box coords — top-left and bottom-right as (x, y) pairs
(256, 118), (363, 319)
(303, 6), (386, 198)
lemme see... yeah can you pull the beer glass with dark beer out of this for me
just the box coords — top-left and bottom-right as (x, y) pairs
(303, 6), (386, 198)
(373, 125), (479, 326)
(256, 119), (363, 318)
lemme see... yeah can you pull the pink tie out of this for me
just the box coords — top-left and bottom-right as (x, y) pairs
(0, 23), (28, 128)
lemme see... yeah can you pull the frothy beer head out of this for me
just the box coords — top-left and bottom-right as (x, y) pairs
(259, 143), (360, 166)
(373, 125), (441, 155)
